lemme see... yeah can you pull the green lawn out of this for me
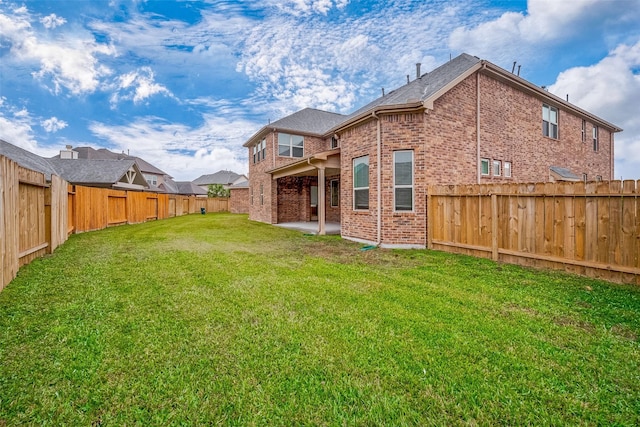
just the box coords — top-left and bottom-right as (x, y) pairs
(1, 213), (639, 425)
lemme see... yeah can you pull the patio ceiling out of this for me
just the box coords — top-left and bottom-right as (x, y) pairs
(268, 149), (341, 180)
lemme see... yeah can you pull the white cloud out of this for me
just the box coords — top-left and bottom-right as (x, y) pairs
(88, 114), (258, 180)
(549, 41), (640, 180)
(0, 99), (58, 157)
(41, 117), (68, 133)
(449, 0), (639, 65)
(0, 5), (115, 95)
(264, 0), (350, 16)
(110, 67), (174, 106)
(40, 13), (66, 29)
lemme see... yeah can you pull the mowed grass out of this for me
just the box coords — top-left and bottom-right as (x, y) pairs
(1, 214), (639, 425)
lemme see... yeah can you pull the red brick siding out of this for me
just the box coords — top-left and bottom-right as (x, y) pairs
(229, 187), (249, 214)
(339, 120), (378, 243)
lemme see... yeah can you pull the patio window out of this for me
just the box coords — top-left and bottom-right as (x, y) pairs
(394, 150), (413, 211)
(278, 133), (304, 158)
(330, 179), (339, 207)
(353, 156), (369, 210)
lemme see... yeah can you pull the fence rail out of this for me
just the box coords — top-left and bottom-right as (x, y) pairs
(1, 155), (229, 290)
(428, 181), (640, 285)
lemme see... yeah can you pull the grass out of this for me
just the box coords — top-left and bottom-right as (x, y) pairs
(1, 213), (639, 425)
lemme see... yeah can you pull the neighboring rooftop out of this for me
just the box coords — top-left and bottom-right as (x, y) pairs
(0, 139), (59, 180)
(193, 170), (245, 186)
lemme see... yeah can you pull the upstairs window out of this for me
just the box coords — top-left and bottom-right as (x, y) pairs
(261, 138), (266, 159)
(252, 146), (257, 164)
(493, 160), (501, 177)
(278, 133), (304, 158)
(331, 136), (339, 149)
(353, 156), (369, 210)
(504, 161), (512, 178)
(480, 158), (490, 176)
(581, 120), (586, 142)
(593, 126), (599, 151)
(542, 104), (558, 139)
(394, 150), (414, 211)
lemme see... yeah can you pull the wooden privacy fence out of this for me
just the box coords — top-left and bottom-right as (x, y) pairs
(68, 186), (229, 233)
(1, 156), (67, 290)
(2, 154), (229, 290)
(428, 181), (640, 285)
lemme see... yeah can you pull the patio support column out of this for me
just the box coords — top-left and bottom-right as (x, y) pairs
(318, 166), (326, 235)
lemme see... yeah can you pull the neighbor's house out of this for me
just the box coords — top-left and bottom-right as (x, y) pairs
(243, 53), (622, 248)
(53, 145), (206, 196)
(193, 170), (248, 193)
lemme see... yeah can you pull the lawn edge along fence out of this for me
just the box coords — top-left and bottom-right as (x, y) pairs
(1, 155), (228, 291)
(428, 181), (640, 285)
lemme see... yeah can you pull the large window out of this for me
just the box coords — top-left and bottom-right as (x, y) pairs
(394, 150), (414, 211)
(330, 179), (339, 207)
(542, 104), (558, 139)
(278, 133), (304, 158)
(353, 156), (369, 210)
(143, 173), (157, 186)
(253, 139), (266, 163)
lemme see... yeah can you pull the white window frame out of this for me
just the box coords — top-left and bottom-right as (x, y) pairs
(353, 156), (369, 210)
(542, 104), (558, 139)
(330, 179), (339, 208)
(393, 150), (414, 212)
(493, 160), (501, 177)
(480, 158), (490, 176)
(581, 120), (586, 142)
(593, 126), (599, 151)
(504, 161), (512, 178)
(278, 133), (304, 158)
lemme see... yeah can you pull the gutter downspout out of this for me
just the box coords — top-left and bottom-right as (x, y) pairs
(372, 111), (381, 245)
(477, 65), (485, 184)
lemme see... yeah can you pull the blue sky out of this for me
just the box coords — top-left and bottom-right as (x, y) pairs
(1, 0), (639, 181)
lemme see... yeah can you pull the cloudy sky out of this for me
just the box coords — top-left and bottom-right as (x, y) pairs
(0, 0), (639, 181)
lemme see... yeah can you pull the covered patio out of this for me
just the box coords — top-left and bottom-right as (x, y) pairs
(268, 148), (341, 236)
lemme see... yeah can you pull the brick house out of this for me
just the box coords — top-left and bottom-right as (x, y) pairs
(243, 53), (621, 248)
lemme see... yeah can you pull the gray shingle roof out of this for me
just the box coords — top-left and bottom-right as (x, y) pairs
(345, 53), (481, 120)
(52, 146), (169, 176)
(550, 166), (581, 181)
(175, 181), (208, 195)
(48, 158), (141, 185)
(0, 139), (59, 180)
(269, 108), (346, 135)
(193, 170), (243, 186)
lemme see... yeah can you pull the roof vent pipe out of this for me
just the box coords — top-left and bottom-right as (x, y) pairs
(382, 88), (385, 96)
(416, 63), (421, 79)
(406, 75), (410, 84)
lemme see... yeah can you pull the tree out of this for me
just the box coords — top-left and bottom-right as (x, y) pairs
(208, 183), (230, 198)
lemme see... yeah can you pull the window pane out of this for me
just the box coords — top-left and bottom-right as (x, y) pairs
(549, 108), (557, 124)
(542, 121), (549, 137)
(354, 156), (369, 188)
(310, 186), (318, 207)
(504, 162), (511, 177)
(542, 105), (549, 121)
(354, 189), (369, 209)
(493, 160), (501, 176)
(395, 188), (413, 211)
(292, 146), (303, 157)
(550, 123), (558, 139)
(481, 159), (489, 175)
(331, 180), (339, 207)
(292, 135), (304, 147)
(279, 145), (290, 156)
(394, 151), (413, 185)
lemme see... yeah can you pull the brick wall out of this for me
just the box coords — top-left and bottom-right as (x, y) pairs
(229, 187), (249, 214)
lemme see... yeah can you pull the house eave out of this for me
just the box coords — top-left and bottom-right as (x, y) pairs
(329, 102), (425, 135)
(267, 148), (341, 180)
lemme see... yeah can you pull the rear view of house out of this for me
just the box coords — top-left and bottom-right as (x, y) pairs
(244, 53), (621, 248)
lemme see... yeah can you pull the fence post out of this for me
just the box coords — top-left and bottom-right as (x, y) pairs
(491, 193), (499, 261)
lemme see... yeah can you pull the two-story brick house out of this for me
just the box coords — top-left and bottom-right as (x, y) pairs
(243, 53), (621, 248)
